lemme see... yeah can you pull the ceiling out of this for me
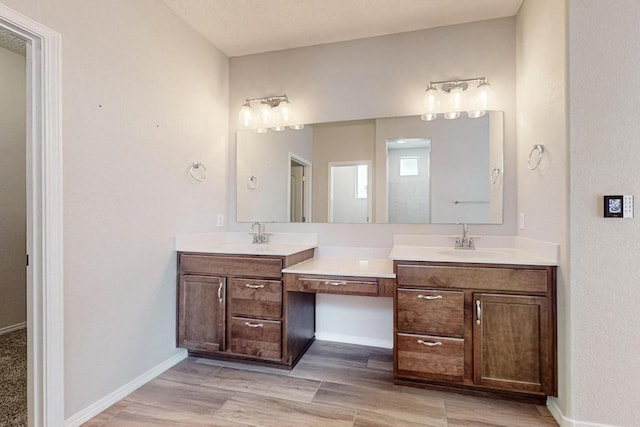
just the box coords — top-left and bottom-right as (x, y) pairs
(0, 28), (26, 56)
(162, 0), (524, 57)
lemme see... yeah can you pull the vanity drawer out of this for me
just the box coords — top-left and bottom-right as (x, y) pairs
(180, 254), (283, 279)
(228, 278), (282, 319)
(396, 333), (464, 382)
(293, 276), (378, 296)
(396, 264), (548, 293)
(397, 289), (464, 337)
(229, 317), (282, 360)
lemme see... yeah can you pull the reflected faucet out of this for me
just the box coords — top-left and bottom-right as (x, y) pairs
(454, 223), (475, 250)
(251, 222), (269, 244)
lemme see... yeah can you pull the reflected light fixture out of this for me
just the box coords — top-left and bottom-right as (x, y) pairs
(420, 77), (491, 121)
(237, 95), (304, 132)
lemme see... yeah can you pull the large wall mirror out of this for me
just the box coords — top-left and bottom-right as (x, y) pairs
(237, 111), (504, 224)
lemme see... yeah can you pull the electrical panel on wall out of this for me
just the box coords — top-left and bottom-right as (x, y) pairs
(603, 195), (634, 218)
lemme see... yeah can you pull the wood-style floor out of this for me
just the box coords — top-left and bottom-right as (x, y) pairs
(84, 341), (558, 426)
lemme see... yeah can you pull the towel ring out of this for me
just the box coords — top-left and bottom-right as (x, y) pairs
(490, 167), (501, 184)
(527, 145), (544, 170)
(188, 161), (207, 182)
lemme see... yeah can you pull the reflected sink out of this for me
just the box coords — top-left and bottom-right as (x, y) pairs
(438, 249), (503, 257)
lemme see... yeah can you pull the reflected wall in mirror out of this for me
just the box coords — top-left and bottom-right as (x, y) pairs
(237, 111), (503, 224)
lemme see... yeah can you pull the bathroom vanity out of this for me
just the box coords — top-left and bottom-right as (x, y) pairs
(177, 247), (315, 367)
(393, 260), (556, 403)
(175, 233), (557, 404)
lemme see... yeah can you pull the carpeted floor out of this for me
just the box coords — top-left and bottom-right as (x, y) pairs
(0, 329), (27, 426)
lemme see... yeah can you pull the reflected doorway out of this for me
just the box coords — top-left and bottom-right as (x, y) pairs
(386, 138), (431, 223)
(288, 153), (312, 222)
(328, 160), (372, 223)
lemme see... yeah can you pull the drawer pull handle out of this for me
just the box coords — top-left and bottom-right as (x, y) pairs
(245, 284), (265, 289)
(217, 283), (223, 303)
(244, 322), (264, 328)
(417, 340), (442, 347)
(476, 300), (482, 325)
(324, 281), (347, 286)
(417, 295), (443, 300)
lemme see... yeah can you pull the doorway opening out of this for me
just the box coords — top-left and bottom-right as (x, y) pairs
(328, 160), (372, 223)
(0, 4), (63, 425)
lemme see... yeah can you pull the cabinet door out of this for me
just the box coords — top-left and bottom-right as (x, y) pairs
(178, 275), (226, 352)
(473, 293), (552, 394)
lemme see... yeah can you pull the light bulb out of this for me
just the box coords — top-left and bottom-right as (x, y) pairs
(278, 98), (292, 125)
(421, 113), (437, 121)
(256, 101), (271, 127)
(422, 84), (438, 113)
(444, 85), (464, 120)
(238, 102), (254, 128)
(468, 79), (491, 118)
(448, 85), (464, 112)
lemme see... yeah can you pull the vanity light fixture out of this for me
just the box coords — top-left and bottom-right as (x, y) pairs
(237, 95), (304, 132)
(421, 77), (492, 121)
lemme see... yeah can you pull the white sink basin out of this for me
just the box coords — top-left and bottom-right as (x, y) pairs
(437, 249), (503, 257)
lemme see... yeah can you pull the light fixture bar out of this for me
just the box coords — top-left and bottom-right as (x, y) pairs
(238, 94), (304, 132)
(420, 76), (492, 122)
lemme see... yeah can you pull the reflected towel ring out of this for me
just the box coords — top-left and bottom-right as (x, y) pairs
(527, 145), (545, 170)
(490, 167), (501, 184)
(248, 175), (258, 190)
(189, 161), (207, 182)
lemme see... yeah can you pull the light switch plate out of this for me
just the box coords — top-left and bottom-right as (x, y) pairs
(623, 195), (634, 218)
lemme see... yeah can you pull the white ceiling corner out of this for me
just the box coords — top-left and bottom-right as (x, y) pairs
(162, 0), (523, 57)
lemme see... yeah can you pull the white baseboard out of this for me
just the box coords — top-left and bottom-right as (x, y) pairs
(315, 332), (393, 349)
(547, 399), (621, 427)
(0, 322), (26, 335)
(64, 349), (188, 427)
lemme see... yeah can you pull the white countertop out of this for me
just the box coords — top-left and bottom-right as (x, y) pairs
(388, 245), (557, 266)
(175, 232), (318, 256)
(282, 257), (396, 278)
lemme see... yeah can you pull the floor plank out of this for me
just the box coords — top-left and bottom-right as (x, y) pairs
(123, 378), (233, 416)
(313, 381), (447, 426)
(214, 391), (355, 427)
(85, 341), (559, 427)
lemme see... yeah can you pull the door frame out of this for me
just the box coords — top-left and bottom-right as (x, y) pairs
(287, 152), (312, 222)
(0, 4), (64, 426)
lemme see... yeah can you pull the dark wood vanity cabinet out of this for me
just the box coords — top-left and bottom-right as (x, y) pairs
(394, 261), (557, 403)
(177, 274), (226, 352)
(177, 250), (314, 367)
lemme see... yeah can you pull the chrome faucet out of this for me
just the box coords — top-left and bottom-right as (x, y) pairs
(454, 223), (475, 250)
(251, 222), (269, 244)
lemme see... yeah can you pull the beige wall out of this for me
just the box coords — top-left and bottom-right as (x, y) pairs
(229, 17), (517, 241)
(0, 0), (229, 419)
(0, 46), (26, 331)
(516, 0), (569, 421)
(568, 0), (640, 424)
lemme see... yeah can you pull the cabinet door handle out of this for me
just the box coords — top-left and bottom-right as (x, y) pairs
(244, 322), (264, 328)
(417, 340), (442, 347)
(245, 284), (265, 289)
(417, 295), (443, 300)
(324, 281), (347, 286)
(218, 283), (223, 303)
(476, 299), (482, 325)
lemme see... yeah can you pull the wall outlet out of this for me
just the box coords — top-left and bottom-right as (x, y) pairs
(519, 213), (526, 230)
(216, 214), (224, 227)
